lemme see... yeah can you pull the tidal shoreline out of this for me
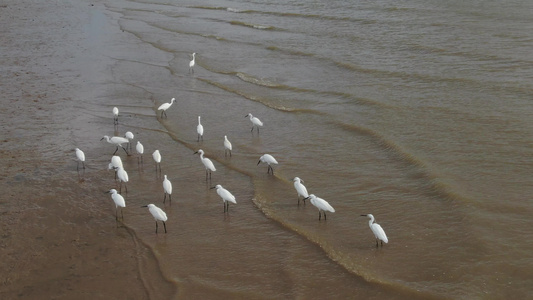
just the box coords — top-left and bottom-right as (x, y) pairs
(0, 1), (175, 298)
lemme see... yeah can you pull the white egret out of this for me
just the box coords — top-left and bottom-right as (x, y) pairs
(211, 184), (236, 212)
(142, 204), (168, 233)
(136, 141), (144, 165)
(108, 155), (123, 180)
(197, 116), (204, 142)
(361, 214), (388, 247)
(116, 166), (129, 193)
(163, 175), (172, 204)
(113, 107), (119, 125)
(194, 149), (216, 181)
(101, 135), (130, 155)
(107, 189), (126, 220)
(153, 150), (162, 174)
(75, 148), (85, 171)
(308, 194), (335, 220)
(293, 177), (309, 205)
(257, 154), (278, 175)
(224, 135), (232, 157)
(124, 131), (134, 150)
(245, 113), (263, 133)
(158, 97), (176, 118)
(189, 52), (196, 74)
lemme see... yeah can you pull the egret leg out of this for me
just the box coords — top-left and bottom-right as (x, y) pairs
(169, 194), (172, 206)
(205, 170), (208, 181)
(77, 161), (80, 171)
(250, 126), (254, 132)
(163, 193), (167, 203)
(229, 150), (232, 157)
(121, 146), (129, 155)
(115, 208), (118, 221)
(121, 209), (124, 220)
(318, 211), (321, 220)
(324, 212), (327, 220)
(113, 147), (119, 155)
(163, 221), (167, 233)
(155, 221), (158, 233)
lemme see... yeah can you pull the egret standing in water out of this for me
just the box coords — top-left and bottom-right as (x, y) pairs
(257, 154), (278, 175)
(189, 52), (196, 74)
(158, 97), (175, 118)
(116, 166), (129, 193)
(113, 107), (119, 125)
(194, 149), (216, 181)
(101, 135), (130, 155)
(293, 177), (309, 205)
(224, 135), (232, 157)
(361, 214), (388, 247)
(245, 113), (263, 133)
(163, 175), (172, 204)
(197, 116), (204, 142)
(75, 148), (85, 171)
(107, 189), (126, 220)
(308, 194), (335, 220)
(136, 141), (144, 165)
(142, 204), (168, 233)
(211, 184), (236, 213)
(153, 150), (162, 175)
(124, 131), (134, 150)
(108, 155), (123, 180)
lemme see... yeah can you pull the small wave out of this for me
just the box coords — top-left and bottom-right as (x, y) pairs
(229, 20), (278, 30)
(333, 121), (475, 205)
(235, 72), (280, 88)
(226, 7), (241, 13)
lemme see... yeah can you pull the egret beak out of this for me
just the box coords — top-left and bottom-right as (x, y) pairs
(360, 214), (368, 217)
(303, 197), (310, 201)
(141, 205), (148, 208)
(257, 160), (261, 166)
(193, 151), (198, 155)
(209, 186), (216, 189)
(100, 137), (104, 141)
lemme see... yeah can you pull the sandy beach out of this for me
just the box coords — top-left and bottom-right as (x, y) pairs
(0, 1), (174, 298)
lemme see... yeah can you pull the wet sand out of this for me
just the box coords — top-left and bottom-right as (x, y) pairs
(0, 1), (174, 298)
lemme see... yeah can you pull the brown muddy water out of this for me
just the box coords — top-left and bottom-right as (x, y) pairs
(3, 0), (533, 299)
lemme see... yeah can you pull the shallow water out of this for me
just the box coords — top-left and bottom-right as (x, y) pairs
(88, 0), (533, 298)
